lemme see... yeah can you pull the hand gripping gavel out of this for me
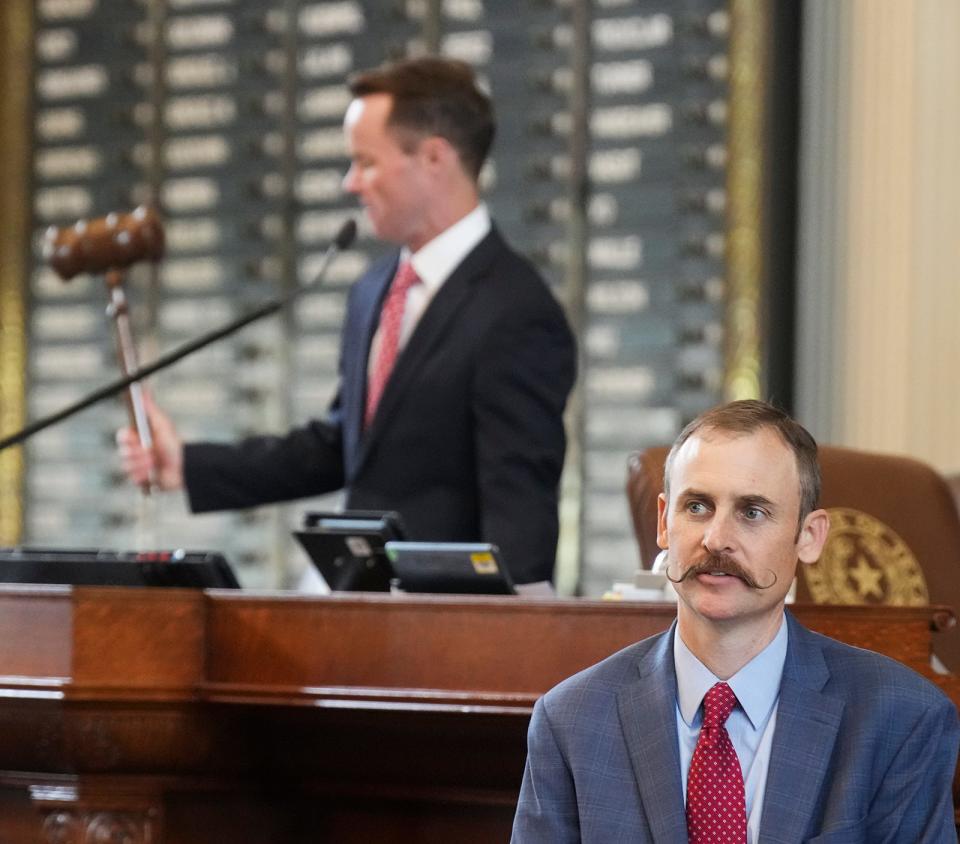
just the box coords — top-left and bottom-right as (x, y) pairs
(43, 206), (166, 494)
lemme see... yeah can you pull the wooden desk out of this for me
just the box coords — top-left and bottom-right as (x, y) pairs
(0, 587), (956, 843)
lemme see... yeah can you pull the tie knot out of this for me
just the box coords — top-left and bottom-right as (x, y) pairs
(702, 682), (737, 728)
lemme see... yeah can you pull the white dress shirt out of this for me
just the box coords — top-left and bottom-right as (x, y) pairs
(367, 203), (492, 371)
(674, 616), (788, 843)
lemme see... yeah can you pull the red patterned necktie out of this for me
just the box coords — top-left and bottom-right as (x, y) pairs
(686, 681), (747, 843)
(365, 260), (420, 427)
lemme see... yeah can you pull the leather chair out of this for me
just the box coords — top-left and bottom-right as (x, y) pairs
(627, 444), (960, 673)
(947, 472), (960, 523)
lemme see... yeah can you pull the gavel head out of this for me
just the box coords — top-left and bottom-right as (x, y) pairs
(43, 205), (165, 281)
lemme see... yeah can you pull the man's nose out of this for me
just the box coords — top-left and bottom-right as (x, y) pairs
(342, 165), (358, 194)
(702, 510), (737, 555)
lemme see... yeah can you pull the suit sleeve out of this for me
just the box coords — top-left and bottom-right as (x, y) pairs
(183, 402), (346, 513)
(472, 301), (576, 584)
(512, 697), (582, 843)
(863, 690), (959, 843)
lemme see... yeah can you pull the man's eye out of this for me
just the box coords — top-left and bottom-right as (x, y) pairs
(686, 501), (706, 515)
(743, 507), (765, 521)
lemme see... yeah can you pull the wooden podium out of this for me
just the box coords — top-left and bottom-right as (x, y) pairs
(0, 586), (957, 843)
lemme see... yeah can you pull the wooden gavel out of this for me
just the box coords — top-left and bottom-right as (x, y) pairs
(43, 206), (166, 494)
(43, 205), (165, 280)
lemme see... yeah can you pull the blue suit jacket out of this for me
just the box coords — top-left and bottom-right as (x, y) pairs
(182, 227), (576, 583)
(512, 612), (959, 842)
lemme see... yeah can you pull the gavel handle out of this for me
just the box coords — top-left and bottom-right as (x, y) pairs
(106, 271), (153, 494)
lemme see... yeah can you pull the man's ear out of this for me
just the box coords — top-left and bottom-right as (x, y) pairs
(419, 135), (453, 169)
(797, 508), (830, 565)
(656, 493), (669, 550)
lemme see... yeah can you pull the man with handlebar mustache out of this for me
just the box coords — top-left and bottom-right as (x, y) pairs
(512, 399), (959, 843)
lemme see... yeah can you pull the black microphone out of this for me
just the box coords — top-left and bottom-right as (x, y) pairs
(0, 219), (358, 451)
(335, 218), (357, 251)
(301, 218), (357, 289)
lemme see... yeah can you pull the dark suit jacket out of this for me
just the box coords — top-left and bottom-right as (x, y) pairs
(512, 612), (959, 842)
(182, 226), (576, 584)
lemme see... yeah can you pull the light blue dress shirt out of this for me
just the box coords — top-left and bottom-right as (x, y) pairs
(674, 616), (788, 844)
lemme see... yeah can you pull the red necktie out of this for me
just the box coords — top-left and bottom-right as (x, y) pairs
(365, 260), (420, 427)
(686, 682), (747, 843)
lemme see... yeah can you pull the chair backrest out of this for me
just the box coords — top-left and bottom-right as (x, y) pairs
(626, 443), (960, 673)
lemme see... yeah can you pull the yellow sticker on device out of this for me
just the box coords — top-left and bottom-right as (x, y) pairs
(470, 552), (498, 575)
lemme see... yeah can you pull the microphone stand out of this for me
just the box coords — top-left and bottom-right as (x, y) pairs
(0, 220), (357, 453)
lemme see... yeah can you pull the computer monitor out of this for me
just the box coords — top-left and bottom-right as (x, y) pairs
(0, 547), (241, 588)
(294, 510), (406, 592)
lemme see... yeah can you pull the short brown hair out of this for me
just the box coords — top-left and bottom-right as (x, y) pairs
(663, 399), (821, 524)
(349, 57), (494, 180)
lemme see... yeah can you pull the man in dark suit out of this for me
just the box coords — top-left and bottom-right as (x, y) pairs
(512, 400), (959, 842)
(117, 58), (575, 585)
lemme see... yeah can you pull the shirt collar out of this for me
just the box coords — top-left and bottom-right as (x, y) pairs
(674, 614), (788, 731)
(401, 203), (491, 293)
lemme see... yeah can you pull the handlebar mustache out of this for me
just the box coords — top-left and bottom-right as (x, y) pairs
(664, 553), (778, 590)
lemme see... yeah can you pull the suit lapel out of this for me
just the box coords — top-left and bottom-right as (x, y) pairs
(759, 614), (844, 843)
(355, 229), (503, 470)
(617, 626), (689, 844)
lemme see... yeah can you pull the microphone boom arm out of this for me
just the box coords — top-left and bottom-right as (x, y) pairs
(0, 298), (283, 452)
(0, 219), (355, 452)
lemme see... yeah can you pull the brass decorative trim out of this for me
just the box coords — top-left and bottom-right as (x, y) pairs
(724, 0), (766, 401)
(0, 0), (31, 544)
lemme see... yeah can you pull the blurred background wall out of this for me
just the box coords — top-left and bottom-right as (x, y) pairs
(1, 0), (958, 593)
